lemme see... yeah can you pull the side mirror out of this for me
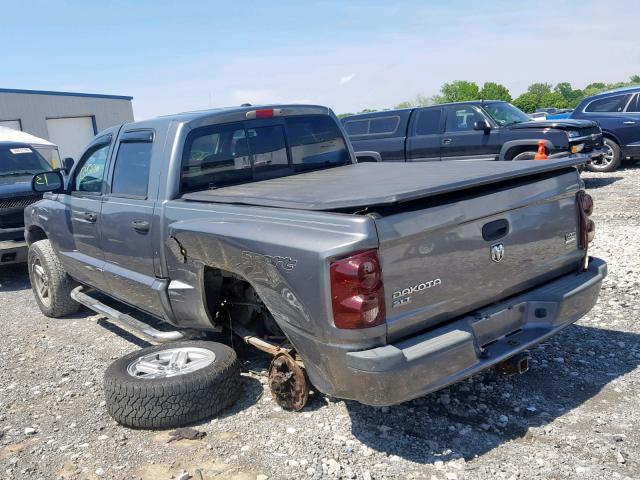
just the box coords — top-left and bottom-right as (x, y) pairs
(32, 171), (64, 193)
(473, 120), (491, 132)
(63, 157), (74, 174)
(355, 151), (382, 163)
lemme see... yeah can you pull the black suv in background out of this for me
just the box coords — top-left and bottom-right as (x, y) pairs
(0, 142), (49, 265)
(342, 101), (605, 168)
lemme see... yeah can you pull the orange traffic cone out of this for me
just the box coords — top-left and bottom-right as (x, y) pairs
(534, 140), (547, 160)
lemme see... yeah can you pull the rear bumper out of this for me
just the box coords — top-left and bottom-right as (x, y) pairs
(0, 239), (28, 265)
(303, 257), (606, 406)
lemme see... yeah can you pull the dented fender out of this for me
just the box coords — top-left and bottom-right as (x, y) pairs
(160, 203), (379, 341)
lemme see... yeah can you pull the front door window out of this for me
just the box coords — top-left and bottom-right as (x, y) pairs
(74, 143), (110, 193)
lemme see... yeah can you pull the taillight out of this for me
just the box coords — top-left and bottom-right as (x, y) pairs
(330, 250), (385, 329)
(578, 192), (593, 216)
(577, 190), (595, 246)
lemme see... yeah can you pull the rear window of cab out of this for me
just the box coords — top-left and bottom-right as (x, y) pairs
(180, 115), (350, 193)
(343, 115), (400, 137)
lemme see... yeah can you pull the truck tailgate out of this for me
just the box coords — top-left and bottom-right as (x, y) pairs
(375, 169), (584, 342)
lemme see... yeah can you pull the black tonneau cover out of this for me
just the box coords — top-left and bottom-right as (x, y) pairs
(182, 157), (586, 211)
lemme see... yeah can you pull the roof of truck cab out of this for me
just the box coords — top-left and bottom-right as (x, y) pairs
(182, 157), (587, 211)
(341, 101), (506, 121)
(144, 104), (331, 125)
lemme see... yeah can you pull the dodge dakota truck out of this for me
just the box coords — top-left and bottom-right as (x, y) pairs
(25, 104), (606, 428)
(342, 101), (606, 165)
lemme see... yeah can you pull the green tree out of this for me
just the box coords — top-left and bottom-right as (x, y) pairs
(414, 94), (433, 106)
(554, 82), (583, 108)
(527, 83), (552, 98)
(433, 80), (481, 104)
(512, 92), (539, 113)
(540, 91), (568, 109)
(394, 101), (414, 109)
(514, 83), (567, 112)
(394, 93), (433, 109)
(336, 113), (353, 119)
(479, 82), (511, 102)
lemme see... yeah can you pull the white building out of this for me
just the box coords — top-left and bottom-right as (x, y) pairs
(0, 88), (134, 161)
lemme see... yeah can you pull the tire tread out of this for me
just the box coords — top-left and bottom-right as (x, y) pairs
(103, 341), (241, 429)
(28, 240), (80, 317)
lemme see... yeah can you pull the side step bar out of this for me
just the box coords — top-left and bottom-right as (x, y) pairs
(71, 286), (190, 343)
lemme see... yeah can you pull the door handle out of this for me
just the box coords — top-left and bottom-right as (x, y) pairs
(131, 220), (150, 232)
(81, 211), (97, 223)
(623, 121), (636, 125)
(442, 138), (452, 145)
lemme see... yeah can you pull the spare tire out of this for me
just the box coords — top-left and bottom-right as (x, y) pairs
(104, 341), (241, 429)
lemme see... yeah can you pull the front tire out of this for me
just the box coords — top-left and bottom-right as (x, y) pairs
(28, 239), (81, 318)
(104, 341), (242, 429)
(588, 138), (621, 172)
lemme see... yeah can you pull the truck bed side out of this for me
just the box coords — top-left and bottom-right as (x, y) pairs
(160, 200), (386, 346)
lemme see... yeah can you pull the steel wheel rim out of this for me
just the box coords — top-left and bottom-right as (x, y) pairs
(31, 257), (51, 307)
(127, 347), (216, 379)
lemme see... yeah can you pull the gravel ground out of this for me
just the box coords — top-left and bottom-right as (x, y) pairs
(1, 165), (639, 480)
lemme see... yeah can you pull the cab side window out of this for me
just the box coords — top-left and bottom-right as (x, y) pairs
(446, 106), (484, 132)
(415, 109), (442, 135)
(111, 131), (154, 198)
(73, 142), (110, 193)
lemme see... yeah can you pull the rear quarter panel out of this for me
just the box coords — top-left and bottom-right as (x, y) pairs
(161, 200), (385, 346)
(350, 136), (406, 162)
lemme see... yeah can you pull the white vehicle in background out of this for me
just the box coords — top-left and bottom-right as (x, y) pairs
(0, 127), (61, 168)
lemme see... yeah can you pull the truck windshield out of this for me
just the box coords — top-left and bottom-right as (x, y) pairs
(0, 145), (51, 177)
(181, 115), (350, 192)
(483, 103), (531, 126)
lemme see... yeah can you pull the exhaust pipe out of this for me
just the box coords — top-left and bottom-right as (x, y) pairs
(495, 352), (530, 376)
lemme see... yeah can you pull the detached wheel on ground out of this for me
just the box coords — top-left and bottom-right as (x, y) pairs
(588, 138), (621, 172)
(104, 341), (241, 429)
(28, 239), (81, 317)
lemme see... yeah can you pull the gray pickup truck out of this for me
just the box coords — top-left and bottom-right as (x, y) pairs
(25, 104), (606, 428)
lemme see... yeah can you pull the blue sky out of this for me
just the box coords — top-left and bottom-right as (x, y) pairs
(3, 0), (639, 119)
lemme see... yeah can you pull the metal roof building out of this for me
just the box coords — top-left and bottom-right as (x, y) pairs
(0, 88), (134, 161)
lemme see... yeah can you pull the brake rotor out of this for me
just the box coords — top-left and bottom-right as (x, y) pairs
(268, 351), (309, 411)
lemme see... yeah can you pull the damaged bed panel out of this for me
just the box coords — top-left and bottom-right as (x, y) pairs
(161, 203), (381, 340)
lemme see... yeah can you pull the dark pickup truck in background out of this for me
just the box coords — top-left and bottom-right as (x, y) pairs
(0, 142), (49, 265)
(342, 101), (606, 169)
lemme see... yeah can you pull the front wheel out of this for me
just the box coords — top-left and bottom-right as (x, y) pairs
(587, 138), (621, 172)
(28, 240), (81, 318)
